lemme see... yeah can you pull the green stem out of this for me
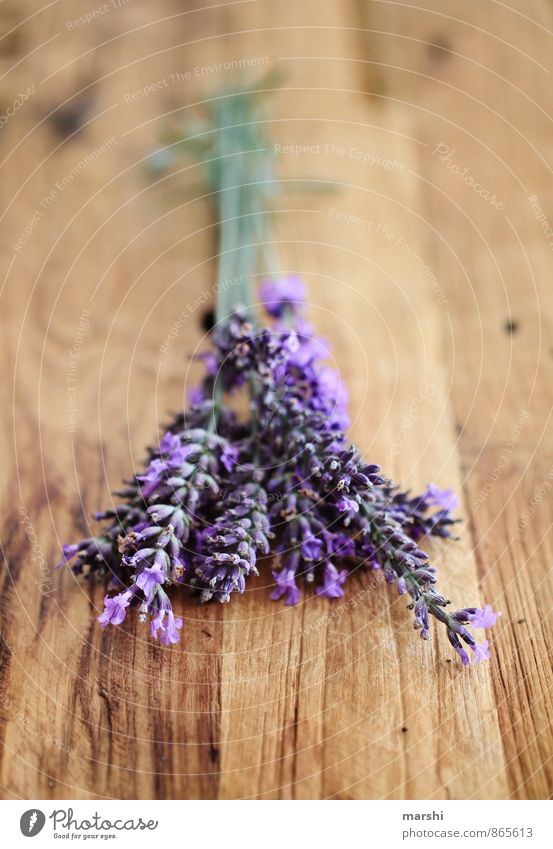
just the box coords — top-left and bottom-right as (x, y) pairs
(211, 93), (276, 325)
(198, 88), (282, 427)
(215, 100), (242, 324)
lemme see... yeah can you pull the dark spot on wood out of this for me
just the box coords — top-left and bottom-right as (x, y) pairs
(0, 519), (23, 597)
(201, 629), (212, 638)
(151, 717), (167, 798)
(0, 636), (13, 753)
(71, 492), (90, 537)
(517, 618), (526, 624)
(36, 590), (52, 634)
(446, 658), (452, 664)
(0, 634), (13, 679)
(209, 743), (219, 764)
(0, 20), (22, 57)
(427, 34), (452, 61)
(98, 685), (114, 758)
(455, 422), (464, 435)
(201, 307), (215, 333)
(504, 319), (518, 334)
(401, 726), (408, 733)
(49, 96), (93, 140)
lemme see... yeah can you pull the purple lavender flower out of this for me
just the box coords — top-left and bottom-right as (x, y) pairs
(378, 485), (459, 540)
(336, 495), (360, 513)
(300, 531), (323, 561)
(198, 351), (219, 376)
(454, 645), (470, 665)
(260, 275), (306, 317)
(324, 531), (356, 559)
(316, 562), (348, 598)
(271, 567), (301, 606)
(471, 639), (490, 663)
(135, 563), (165, 598)
(423, 483), (459, 512)
(194, 474), (271, 603)
(314, 366), (350, 429)
(61, 408), (241, 642)
(98, 590), (133, 627)
(187, 384), (205, 406)
(137, 458), (168, 498)
(221, 444), (238, 473)
(60, 543), (80, 562)
(469, 606), (502, 629)
(150, 590), (183, 645)
(286, 320), (330, 367)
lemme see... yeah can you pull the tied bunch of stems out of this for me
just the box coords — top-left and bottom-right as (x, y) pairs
(60, 80), (500, 662)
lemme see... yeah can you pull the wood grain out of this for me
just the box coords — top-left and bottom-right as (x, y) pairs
(0, 0), (552, 799)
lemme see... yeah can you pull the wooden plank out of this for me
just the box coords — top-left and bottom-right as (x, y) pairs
(402, 0), (553, 799)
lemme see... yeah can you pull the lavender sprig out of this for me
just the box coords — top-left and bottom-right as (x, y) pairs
(194, 468), (271, 602)
(58, 80), (500, 665)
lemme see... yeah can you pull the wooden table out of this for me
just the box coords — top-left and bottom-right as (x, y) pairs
(1, 0), (552, 800)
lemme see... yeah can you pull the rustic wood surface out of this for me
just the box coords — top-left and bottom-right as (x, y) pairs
(1, 0), (552, 800)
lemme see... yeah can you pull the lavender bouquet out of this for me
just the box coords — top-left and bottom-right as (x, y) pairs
(60, 83), (499, 664)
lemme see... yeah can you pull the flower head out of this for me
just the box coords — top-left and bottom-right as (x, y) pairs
(301, 533), (323, 561)
(469, 605), (501, 629)
(187, 384), (205, 406)
(260, 276), (307, 317)
(221, 443), (238, 473)
(149, 588), (183, 645)
(151, 608), (183, 645)
(61, 543), (80, 561)
(271, 567), (301, 606)
(471, 639), (490, 663)
(335, 495), (360, 514)
(136, 563), (165, 598)
(316, 562), (348, 598)
(423, 483), (459, 512)
(98, 590), (133, 627)
(194, 477), (270, 603)
(455, 645), (470, 665)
